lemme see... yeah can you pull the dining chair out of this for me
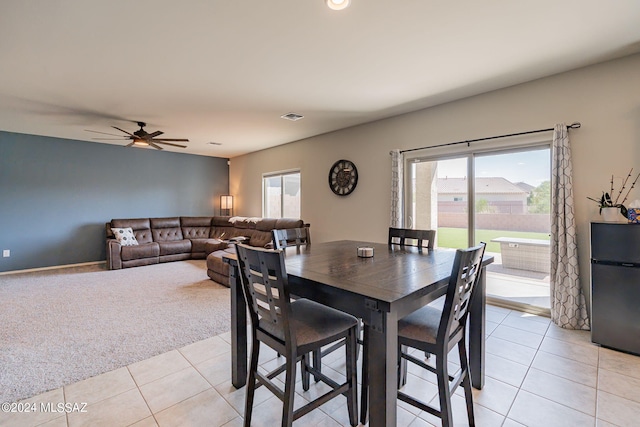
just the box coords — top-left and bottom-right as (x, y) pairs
(396, 242), (486, 427)
(272, 226), (310, 251)
(235, 243), (359, 427)
(271, 227), (312, 359)
(271, 226), (360, 381)
(387, 229), (437, 387)
(388, 227), (436, 249)
(358, 228), (440, 424)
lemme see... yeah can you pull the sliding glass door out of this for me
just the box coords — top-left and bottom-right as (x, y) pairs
(473, 148), (551, 312)
(407, 145), (551, 313)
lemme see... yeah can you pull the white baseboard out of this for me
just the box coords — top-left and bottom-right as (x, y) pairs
(0, 261), (106, 276)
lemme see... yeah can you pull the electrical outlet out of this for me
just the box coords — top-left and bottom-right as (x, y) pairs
(2, 249), (10, 258)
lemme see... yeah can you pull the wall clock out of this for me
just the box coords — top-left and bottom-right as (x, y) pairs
(328, 159), (358, 196)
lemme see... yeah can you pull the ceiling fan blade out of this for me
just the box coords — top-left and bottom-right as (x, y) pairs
(85, 129), (128, 137)
(154, 141), (187, 148)
(125, 142), (136, 147)
(153, 138), (189, 142)
(147, 130), (164, 138)
(148, 141), (163, 150)
(112, 126), (135, 137)
(92, 137), (129, 140)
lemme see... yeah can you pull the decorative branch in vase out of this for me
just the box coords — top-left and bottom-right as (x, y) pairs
(587, 168), (640, 218)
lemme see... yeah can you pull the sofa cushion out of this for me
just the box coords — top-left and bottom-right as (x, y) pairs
(180, 216), (213, 227)
(191, 238), (227, 254)
(112, 227), (139, 246)
(250, 218), (302, 247)
(158, 240), (192, 256)
(275, 218), (304, 229)
(181, 217), (213, 239)
(249, 230), (273, 248)
(256, 218), (278, 231)
(151, 217), (184, 242)
(112, 218), (150, 230)
(111, 218), (153, 244)
(182, 226), (211, 239)
(230, 217), (259, 229)
(206, 248), (235, 277)
(212, 216), (232, 227)
(153, 228), (184, 242)
(121, 242), (160, 261)
(150, 217), (181, 229)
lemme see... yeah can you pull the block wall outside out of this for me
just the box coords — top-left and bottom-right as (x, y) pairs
(439, 212), (550, 233)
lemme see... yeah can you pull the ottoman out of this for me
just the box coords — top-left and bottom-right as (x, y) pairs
(206, 246), (236, 287)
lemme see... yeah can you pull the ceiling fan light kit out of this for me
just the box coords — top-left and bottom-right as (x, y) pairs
(326, 0), (350, 10)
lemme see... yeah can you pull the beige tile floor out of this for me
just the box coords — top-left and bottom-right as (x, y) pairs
(2, 304), (640, 427)
(485, 253), (551, 310)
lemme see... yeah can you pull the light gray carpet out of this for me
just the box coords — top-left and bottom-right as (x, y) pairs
(0, 260), (231, 403)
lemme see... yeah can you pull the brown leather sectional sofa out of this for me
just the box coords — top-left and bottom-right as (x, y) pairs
(106, 216), (305, 286)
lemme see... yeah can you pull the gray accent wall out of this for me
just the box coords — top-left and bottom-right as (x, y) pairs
(0, 131), (229, 272)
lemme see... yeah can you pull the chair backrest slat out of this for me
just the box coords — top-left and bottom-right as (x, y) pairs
(438, 242), (486, 342)
(388, 227), (436, 250)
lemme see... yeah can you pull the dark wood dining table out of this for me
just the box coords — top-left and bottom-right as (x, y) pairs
(224, 240), (493, 427)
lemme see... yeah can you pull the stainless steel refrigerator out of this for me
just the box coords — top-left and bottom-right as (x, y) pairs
(591, 222), (640, 355)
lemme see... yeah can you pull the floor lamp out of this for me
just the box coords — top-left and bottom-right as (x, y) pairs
(220, 195), (234, 216)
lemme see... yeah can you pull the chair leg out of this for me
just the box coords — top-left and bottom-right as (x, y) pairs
(312, 349), (322, 382)
(301, 353), (310, 391)
(458, 339), (475, 426)
(399, 344), (408, 387)
(345, 329), (358, 427)
(282, 352), (297, 427)
(436, 351), (453, 427)
(359, 326), (369, 425)
(355, 319), (362, 360)
(244, 335), (260, 427)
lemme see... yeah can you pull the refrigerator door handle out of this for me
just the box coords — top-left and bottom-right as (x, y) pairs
(592, 259), (640, 268)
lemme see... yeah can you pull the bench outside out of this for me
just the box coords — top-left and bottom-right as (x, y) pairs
(490, 237), (550, 274)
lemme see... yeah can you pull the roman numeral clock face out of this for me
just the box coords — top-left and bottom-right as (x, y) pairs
(328, 159), (358, 196)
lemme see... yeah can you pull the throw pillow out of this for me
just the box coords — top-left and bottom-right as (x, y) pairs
(112, 227), (139, 246)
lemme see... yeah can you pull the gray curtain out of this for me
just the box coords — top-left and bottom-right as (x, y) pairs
(390, 150), (403, 228)
(550, 124), (590, 329)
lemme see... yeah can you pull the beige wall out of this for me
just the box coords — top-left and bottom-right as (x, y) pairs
(230, 52), (640, 307)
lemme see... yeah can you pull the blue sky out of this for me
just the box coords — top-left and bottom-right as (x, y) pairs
(436, 149), (551, 187)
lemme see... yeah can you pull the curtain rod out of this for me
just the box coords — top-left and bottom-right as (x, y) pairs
(398, 122), (581, 154)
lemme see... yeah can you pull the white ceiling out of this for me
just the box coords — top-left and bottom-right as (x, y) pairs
(1, 1), (640, 158)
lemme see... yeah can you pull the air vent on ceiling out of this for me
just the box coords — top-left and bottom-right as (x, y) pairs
(280, 112), (304, 121)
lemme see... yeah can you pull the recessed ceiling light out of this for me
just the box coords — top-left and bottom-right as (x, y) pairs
(281, 112), (304, 121)
(326, 0), (350, 11)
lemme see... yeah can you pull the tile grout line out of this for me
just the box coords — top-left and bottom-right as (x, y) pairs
(499, 308), (598, 421)
(507, 316), (602, 421)
(494, 308), (529, 423)
(188, 351), (244, 422)
(594, 346), (601, 424)
(62, 384), (69, 427)
(125, 365), (159, 427)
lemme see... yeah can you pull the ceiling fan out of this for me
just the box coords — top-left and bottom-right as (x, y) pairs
(86, 122), (189, 150)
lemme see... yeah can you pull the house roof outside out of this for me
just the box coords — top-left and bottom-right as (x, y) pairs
(438, 177), (529, 195)
(515, 182), (535, 194)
